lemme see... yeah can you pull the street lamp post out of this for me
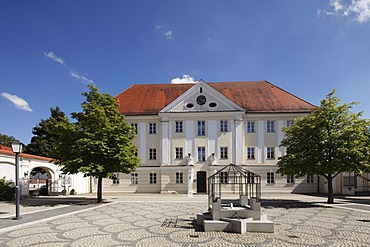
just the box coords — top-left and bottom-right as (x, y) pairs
(11, 141), (23, 220)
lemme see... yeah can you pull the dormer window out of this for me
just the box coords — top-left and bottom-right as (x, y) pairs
(186, 102), (194, 109)
(209, 102), (217, 108)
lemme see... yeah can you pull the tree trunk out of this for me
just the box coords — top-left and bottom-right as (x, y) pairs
(97, 175), (103, 203)
(327, 175), (334, 204)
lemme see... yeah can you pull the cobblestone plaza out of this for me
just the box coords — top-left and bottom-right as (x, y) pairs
(0, 194), (369, 246)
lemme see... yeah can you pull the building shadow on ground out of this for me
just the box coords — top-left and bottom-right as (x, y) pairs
(261, 199), (330, 209)
(19, 196), (99, 207)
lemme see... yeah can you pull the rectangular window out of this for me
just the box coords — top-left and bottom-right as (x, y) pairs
(112, 175), (120, 184)
(198, 146), (206, 162)
(247, 147), (255, 159)
(149, 122), (156, 134)
(220, 120), (228, 132)
(149, 172), (157, 184)
(149, 148), (157, 160)
(130, 123), (138, 134)
(220, 172), (228, 184)
(267, 172), (275, 184)
(247, 172), (255, 184)
(176, 172), (183, 184)
(287, 120), (294, 127)
(247, 121), (255, 133)
(267, 120), (275, 133)
(175, 121), (183, 133)
(307, 175), (314, 183)
(287, 175), (295, 184)
(175, 147), (183, 160)
(220, 147), (228, 159)
(131, 173), (138, 185)
(197, 121), (205, 136)
(267, 147), (275, 159)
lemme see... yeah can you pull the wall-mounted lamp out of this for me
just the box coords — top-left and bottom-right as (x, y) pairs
(24, 171), (28, 178)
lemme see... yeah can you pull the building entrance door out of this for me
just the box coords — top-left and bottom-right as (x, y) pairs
(197, 171), (207, 193)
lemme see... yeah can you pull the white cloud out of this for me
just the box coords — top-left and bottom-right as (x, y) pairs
(319, 0), (370, 23)
(171, 75), (197, 84)
(164, 30), (173, 39)
(43, 51), (65, 65)
(332, 0), (344, 12)
(156, 24), (173, 39)
(70, 71), (94, 85)
(1, 92), (32, 112)
(350, 0), (370, 22)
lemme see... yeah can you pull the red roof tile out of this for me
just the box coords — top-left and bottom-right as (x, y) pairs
(116, 80), (316, 115)
(0, 145), (54, 162)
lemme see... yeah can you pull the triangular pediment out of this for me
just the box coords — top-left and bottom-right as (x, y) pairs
(160, 80), (245, 113)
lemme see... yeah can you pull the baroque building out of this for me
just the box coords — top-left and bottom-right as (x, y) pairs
(96, 80), (323, 195)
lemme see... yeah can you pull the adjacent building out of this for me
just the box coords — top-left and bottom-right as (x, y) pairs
(0, 145), (89, 196)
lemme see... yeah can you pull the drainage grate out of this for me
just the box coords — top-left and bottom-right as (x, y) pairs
(357, 219), (370, 223)
(286, 235), (300, 239)
(161, 218), (179, 227)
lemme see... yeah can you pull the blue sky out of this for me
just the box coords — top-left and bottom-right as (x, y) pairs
(1, 0), (370, 144)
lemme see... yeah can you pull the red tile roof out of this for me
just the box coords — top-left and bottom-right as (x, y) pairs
(0, 145), (54, 162)
(116, 80), (316, 115)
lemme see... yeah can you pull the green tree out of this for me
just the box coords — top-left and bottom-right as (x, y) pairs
(59, 84), (140, 203)
(277, 90), (370, 203)
(25, 107), (69, 157)
(0, 134), (18, 147)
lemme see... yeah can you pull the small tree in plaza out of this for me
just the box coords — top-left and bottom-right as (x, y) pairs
(58, 85), (140, 203)
(28, 85), (140, 203)
(277, 90), (370, 203)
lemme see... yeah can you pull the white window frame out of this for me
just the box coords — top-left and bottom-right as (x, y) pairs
(307, 175), (314, 183)
(220, 120), (228, 132)
(112, 175), (120, 184)
(131, 173), (138, 185)
(247, 147), (255, 159)
(175, 121), (183, 133)
(197, 120), (206, 136)
(149, 172), (157, 184)
(287, 175), (295, 184)
(247, 121), (255, 133)
(198, 146), (206, 162)
(149, 148), (157, 160)
(267, 172), (275, 184)
(130, 123), (138, 134)
(220, 147), (228, 159)
(220, 172), (228, 184)
(267, 120), (275, 133)
(175, 147), (183, 160)
(247, 172), (255, 184)
(176, 172), (183, 184)
(267, 147), (275, 159)
(149, 122), (157, 134)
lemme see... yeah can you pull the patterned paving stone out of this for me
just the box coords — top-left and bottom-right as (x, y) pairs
(0, 199), (370, 246)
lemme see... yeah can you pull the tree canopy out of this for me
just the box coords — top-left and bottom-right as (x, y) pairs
(0, 134), (18, 147)
(55, 84), (140, 202)
(277, 90), (370, 203)
(25, 107), (69, 157)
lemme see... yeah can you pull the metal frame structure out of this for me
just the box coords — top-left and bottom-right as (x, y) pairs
(208, 164), (261, 208)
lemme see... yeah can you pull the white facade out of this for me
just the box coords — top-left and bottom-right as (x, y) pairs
(97, 80), (322, 194)
(0, 146), (89, 196)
